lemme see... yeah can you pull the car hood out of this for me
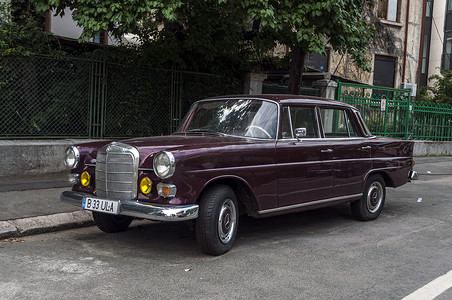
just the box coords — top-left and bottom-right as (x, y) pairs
(83, 134), (271, 169)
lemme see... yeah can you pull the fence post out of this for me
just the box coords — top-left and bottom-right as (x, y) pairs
(380, 95), (388, 136)
(243, 73), (267, 94)
(89, 50), (106, 138)
(405, 92), (411, 140)
(171, 65), (182, 133)
(335, 80), (342, 101)
(313, 79), (337, 100)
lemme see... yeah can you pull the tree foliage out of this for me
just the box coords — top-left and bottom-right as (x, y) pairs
(242, 0), (374, 66)
(239, 0), (375, 93)
(34, 0), (375, 93)
(0, 0), (56, 56)
(418, 70), (452, 104)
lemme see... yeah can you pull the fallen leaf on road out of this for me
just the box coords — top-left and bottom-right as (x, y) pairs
(184, 269), (192, 272)
(1, 238), (24, 244)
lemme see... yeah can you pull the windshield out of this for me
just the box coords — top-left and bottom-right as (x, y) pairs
(180, 99), (278, 139)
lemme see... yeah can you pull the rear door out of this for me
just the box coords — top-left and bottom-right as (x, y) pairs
(318, 106), (372, 198)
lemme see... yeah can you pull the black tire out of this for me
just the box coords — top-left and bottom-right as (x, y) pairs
(92, 212), (133, 233)
(195, 185), (239, 256)
(351, 174), (386, 221)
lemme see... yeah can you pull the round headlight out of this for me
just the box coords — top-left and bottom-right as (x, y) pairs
(64, 146), (80, 169)
(153, 151), (175, 179)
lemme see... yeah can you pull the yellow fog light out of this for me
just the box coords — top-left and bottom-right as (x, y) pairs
(80, 171), (91, 187)
(140, 177), (153, 195)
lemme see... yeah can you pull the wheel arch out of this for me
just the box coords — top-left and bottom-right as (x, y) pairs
(198, 176), (258, 217)
(363, 170), (395, 190)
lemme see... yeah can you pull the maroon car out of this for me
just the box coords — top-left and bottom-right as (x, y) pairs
(61, 95), (418, 255)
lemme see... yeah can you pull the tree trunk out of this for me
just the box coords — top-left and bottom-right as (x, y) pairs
(288, 46), (306, 95)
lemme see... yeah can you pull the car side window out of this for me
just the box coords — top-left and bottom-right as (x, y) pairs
(281, 106), (319, 139)
(320, 108), (359, 138)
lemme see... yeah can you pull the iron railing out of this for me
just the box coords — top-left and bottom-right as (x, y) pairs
(0, 53), (240, 139)
(336, 81), (452, 141)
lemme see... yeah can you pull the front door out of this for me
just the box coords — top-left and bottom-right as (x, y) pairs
(276, 105), (333, 207)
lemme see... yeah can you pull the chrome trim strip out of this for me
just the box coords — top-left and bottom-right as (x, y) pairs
(86, 164), (96, 167)
(257, 193), (362, 215)
(61, 191), (198, 221)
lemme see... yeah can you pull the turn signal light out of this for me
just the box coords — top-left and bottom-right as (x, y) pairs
(67, 173), (79, 185)
(157, 183), (177, 198)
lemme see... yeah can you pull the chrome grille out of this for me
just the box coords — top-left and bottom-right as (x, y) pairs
(95, 142), (139, 200)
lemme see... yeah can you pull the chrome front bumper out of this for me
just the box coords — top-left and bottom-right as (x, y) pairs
(408, 170), (419, 180)
(61, 191), (198, 221)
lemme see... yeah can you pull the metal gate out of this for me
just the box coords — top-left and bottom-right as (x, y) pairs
(335, 81), (412, 139)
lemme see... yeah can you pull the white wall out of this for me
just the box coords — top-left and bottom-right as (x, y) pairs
(427, 0), (446, 81)
(50, 8), (83, 40)
(50, 8), (122, 46)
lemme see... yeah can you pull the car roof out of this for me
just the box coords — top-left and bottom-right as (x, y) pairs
(204, 94), (355, 109)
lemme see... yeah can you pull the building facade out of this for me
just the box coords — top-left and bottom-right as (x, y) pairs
(327, 0), (424, 95)
(418, 0), (452, 86)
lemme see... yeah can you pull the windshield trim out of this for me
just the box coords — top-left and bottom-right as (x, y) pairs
(179, 97), (280, 141)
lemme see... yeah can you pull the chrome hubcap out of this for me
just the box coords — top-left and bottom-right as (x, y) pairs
(366, 182), (383, 213)
(218, 199), (237, 244)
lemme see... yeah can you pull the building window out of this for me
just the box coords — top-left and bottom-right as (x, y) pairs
(378, 0), (401, 22)
(448, 0), (452, 11)
(305, 49), (329, 72)
(93, 32), (108, 45)
(420, 0), (433, 86)
(443, 35), (452, 71)
(421, 36), (430, 74)
(373, 55), (396, 88)
(426, 0), (433, 17)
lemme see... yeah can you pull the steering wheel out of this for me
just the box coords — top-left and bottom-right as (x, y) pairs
(245, 125), (272, 138)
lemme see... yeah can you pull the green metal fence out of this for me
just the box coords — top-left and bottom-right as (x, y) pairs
(336, 81), (452, 141)
(0, 53), (240, 139)
(409, 101), (452, 141)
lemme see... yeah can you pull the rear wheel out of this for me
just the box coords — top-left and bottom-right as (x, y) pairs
(92, 212), (133, 233)
(351, 174), (386, 221)
(196, 185), (239, 256)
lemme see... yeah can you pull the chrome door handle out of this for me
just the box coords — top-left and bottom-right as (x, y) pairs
(362, 146), (372, 150)
(321, 149), (333, 153)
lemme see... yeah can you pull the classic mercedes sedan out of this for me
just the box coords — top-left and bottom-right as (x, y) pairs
(61, 95), (418, 255)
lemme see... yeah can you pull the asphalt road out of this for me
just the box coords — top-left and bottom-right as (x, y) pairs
(1, 157), (451, 299)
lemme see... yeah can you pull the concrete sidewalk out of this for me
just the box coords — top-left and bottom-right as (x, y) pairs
(0, 157), (451, 239)
(0, 172), (94, 239)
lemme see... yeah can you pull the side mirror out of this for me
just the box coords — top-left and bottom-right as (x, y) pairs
(294, 128), (307, 140)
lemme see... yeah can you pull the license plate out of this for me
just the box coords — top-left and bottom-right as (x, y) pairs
(82, 197), (119, 215)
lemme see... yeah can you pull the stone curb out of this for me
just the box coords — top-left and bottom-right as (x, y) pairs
(0, 211), (95, 239)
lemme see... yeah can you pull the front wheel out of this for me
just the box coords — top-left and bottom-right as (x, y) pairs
(92, 212), (133, 233)
(351, 174), (386, 221)
(196, 185), (239, 256)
